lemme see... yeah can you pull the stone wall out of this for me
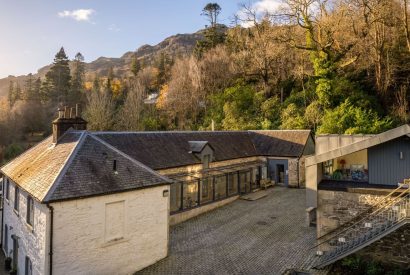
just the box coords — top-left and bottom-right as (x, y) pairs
(299, 157), (306, 188)
(51, 185), (170, 275)
(317, 190), (385, 237)
(2, 179), (49, 275)
(317, 189), (409, 268)
(287, 158), (306, 188)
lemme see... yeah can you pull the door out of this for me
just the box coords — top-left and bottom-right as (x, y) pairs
(12, 236), (18, 271)
(268, 159), (289, 186)
(277, 164), (285, 184)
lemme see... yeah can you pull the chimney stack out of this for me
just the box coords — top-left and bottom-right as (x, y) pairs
(52, 104), (87, 144)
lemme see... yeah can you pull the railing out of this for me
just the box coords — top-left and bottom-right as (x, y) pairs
(316, 183), (408, 243)
(314, 179), (410, 268)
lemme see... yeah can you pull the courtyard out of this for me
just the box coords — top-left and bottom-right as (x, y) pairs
(137, 187), (321, 275)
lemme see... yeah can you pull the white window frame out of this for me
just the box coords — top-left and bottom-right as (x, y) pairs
(26, 196), (34, 227)
(14, 186), (19, 213)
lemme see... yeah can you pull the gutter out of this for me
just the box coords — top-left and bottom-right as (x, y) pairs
(1, 176), (3, 250)
(46, 204), (54, 275)
(297, 158), (300, 188)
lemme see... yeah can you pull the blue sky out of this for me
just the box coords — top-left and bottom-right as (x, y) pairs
(0, 0), (273, 78)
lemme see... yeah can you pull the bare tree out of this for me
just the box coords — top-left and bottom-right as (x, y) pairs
(116, 79), (146, 130)
(84, 85), (115, 131)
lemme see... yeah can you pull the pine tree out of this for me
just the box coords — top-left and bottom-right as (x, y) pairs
(130, 55), (141, 76)
(156, 53), (167, 88)
(194, 3), (226, 58)
(70, 52), (86, 105)
(25, 73), (36, 100)
(44, 47), (71, 104)
(8, 81), (15, 107)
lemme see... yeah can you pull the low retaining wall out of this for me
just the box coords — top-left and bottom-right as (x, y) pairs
(170, 195), (239, 226)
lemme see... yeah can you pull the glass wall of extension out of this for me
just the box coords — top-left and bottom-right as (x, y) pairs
(170, 164), (268, 213)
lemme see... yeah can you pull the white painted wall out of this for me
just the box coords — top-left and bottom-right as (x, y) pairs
(2, 178), (49, 275)
(51, 185), (170, 275)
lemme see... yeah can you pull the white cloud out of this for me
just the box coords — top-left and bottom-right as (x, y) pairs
(58, 9), (95, 22)
(108, 24), (121, 32)
(237, 0), (283, 27)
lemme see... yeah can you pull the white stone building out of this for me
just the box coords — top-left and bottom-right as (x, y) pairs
(1, 115), (171, 275)
(0, 111), (314, 275)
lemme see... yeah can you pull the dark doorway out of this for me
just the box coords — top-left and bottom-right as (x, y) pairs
(277, 164), (285, 184)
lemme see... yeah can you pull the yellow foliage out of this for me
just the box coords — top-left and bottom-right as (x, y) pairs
(84, 81), (93, 92)
(111, 79), (122, 98)
(156, 84), (169, 109)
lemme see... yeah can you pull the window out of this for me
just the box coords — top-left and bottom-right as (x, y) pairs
(215, 175), (227, 200)
(203, 154), (210, 169)
(25, 256), (32, 275)
(4, 224), (8, 254)
(262, 166), (268, 179)
(323, 160), (334, 177)
(113, 160), (117, 171)
(200, 177), (213, 204)
(228, 173), (238, 195)
(182, 181), (198, 209)
(5, 178), (9, 200)
(27, 196), (34, 226)
(14, 186), (19, 212)
(105, 201), (125, 243)
(170, 182), (182, 212)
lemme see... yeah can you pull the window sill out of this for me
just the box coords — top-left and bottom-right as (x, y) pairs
(25, 223), (34, 233)
(101, 237), (127, 248)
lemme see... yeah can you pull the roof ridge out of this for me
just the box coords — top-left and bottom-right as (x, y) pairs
(42, 131), (88, 202)
(92, 130), (250, 135)
(88, 134), (172, 183)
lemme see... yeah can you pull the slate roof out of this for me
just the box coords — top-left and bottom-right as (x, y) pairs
(250, 130), (312, 157)
(94, 131), (257, 170)
(1, 132), (170, 203)
(1, 132), (82, 201)
(1, 129), (312, 203)
(44, 134), (170, 202)
(188, 141), (209, 153)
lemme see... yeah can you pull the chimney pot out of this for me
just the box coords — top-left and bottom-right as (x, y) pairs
(53, 105), (87, 144)
(76, 104), (80, 117)
(64, 106), (69, 118)
(58, 108), (64, 118)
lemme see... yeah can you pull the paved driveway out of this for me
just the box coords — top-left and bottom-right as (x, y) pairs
(138, 187), (318, 275)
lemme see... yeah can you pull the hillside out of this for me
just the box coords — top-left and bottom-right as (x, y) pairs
(0, 31), (203, 98)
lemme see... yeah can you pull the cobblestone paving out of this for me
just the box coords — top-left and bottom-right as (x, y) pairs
(138, 187), (325, 275)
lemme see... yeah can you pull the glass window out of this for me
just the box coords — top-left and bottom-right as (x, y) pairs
(27, 196), (34, 226)
(323, 160), (334, 177)
(262, 166), (268, 179)
(25, 256), (32, 275)
(170, 182), (182, 212)
(200, 177), (213, 204)
(5, 178), (9, 200)
(183, 181), (198, 209)
(203, 154), (210, 169)
(215, 175), (227, 200)
(14, 186), (19, 212)
(228, 173), (238, 195)
(4, 224), (8, 254)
